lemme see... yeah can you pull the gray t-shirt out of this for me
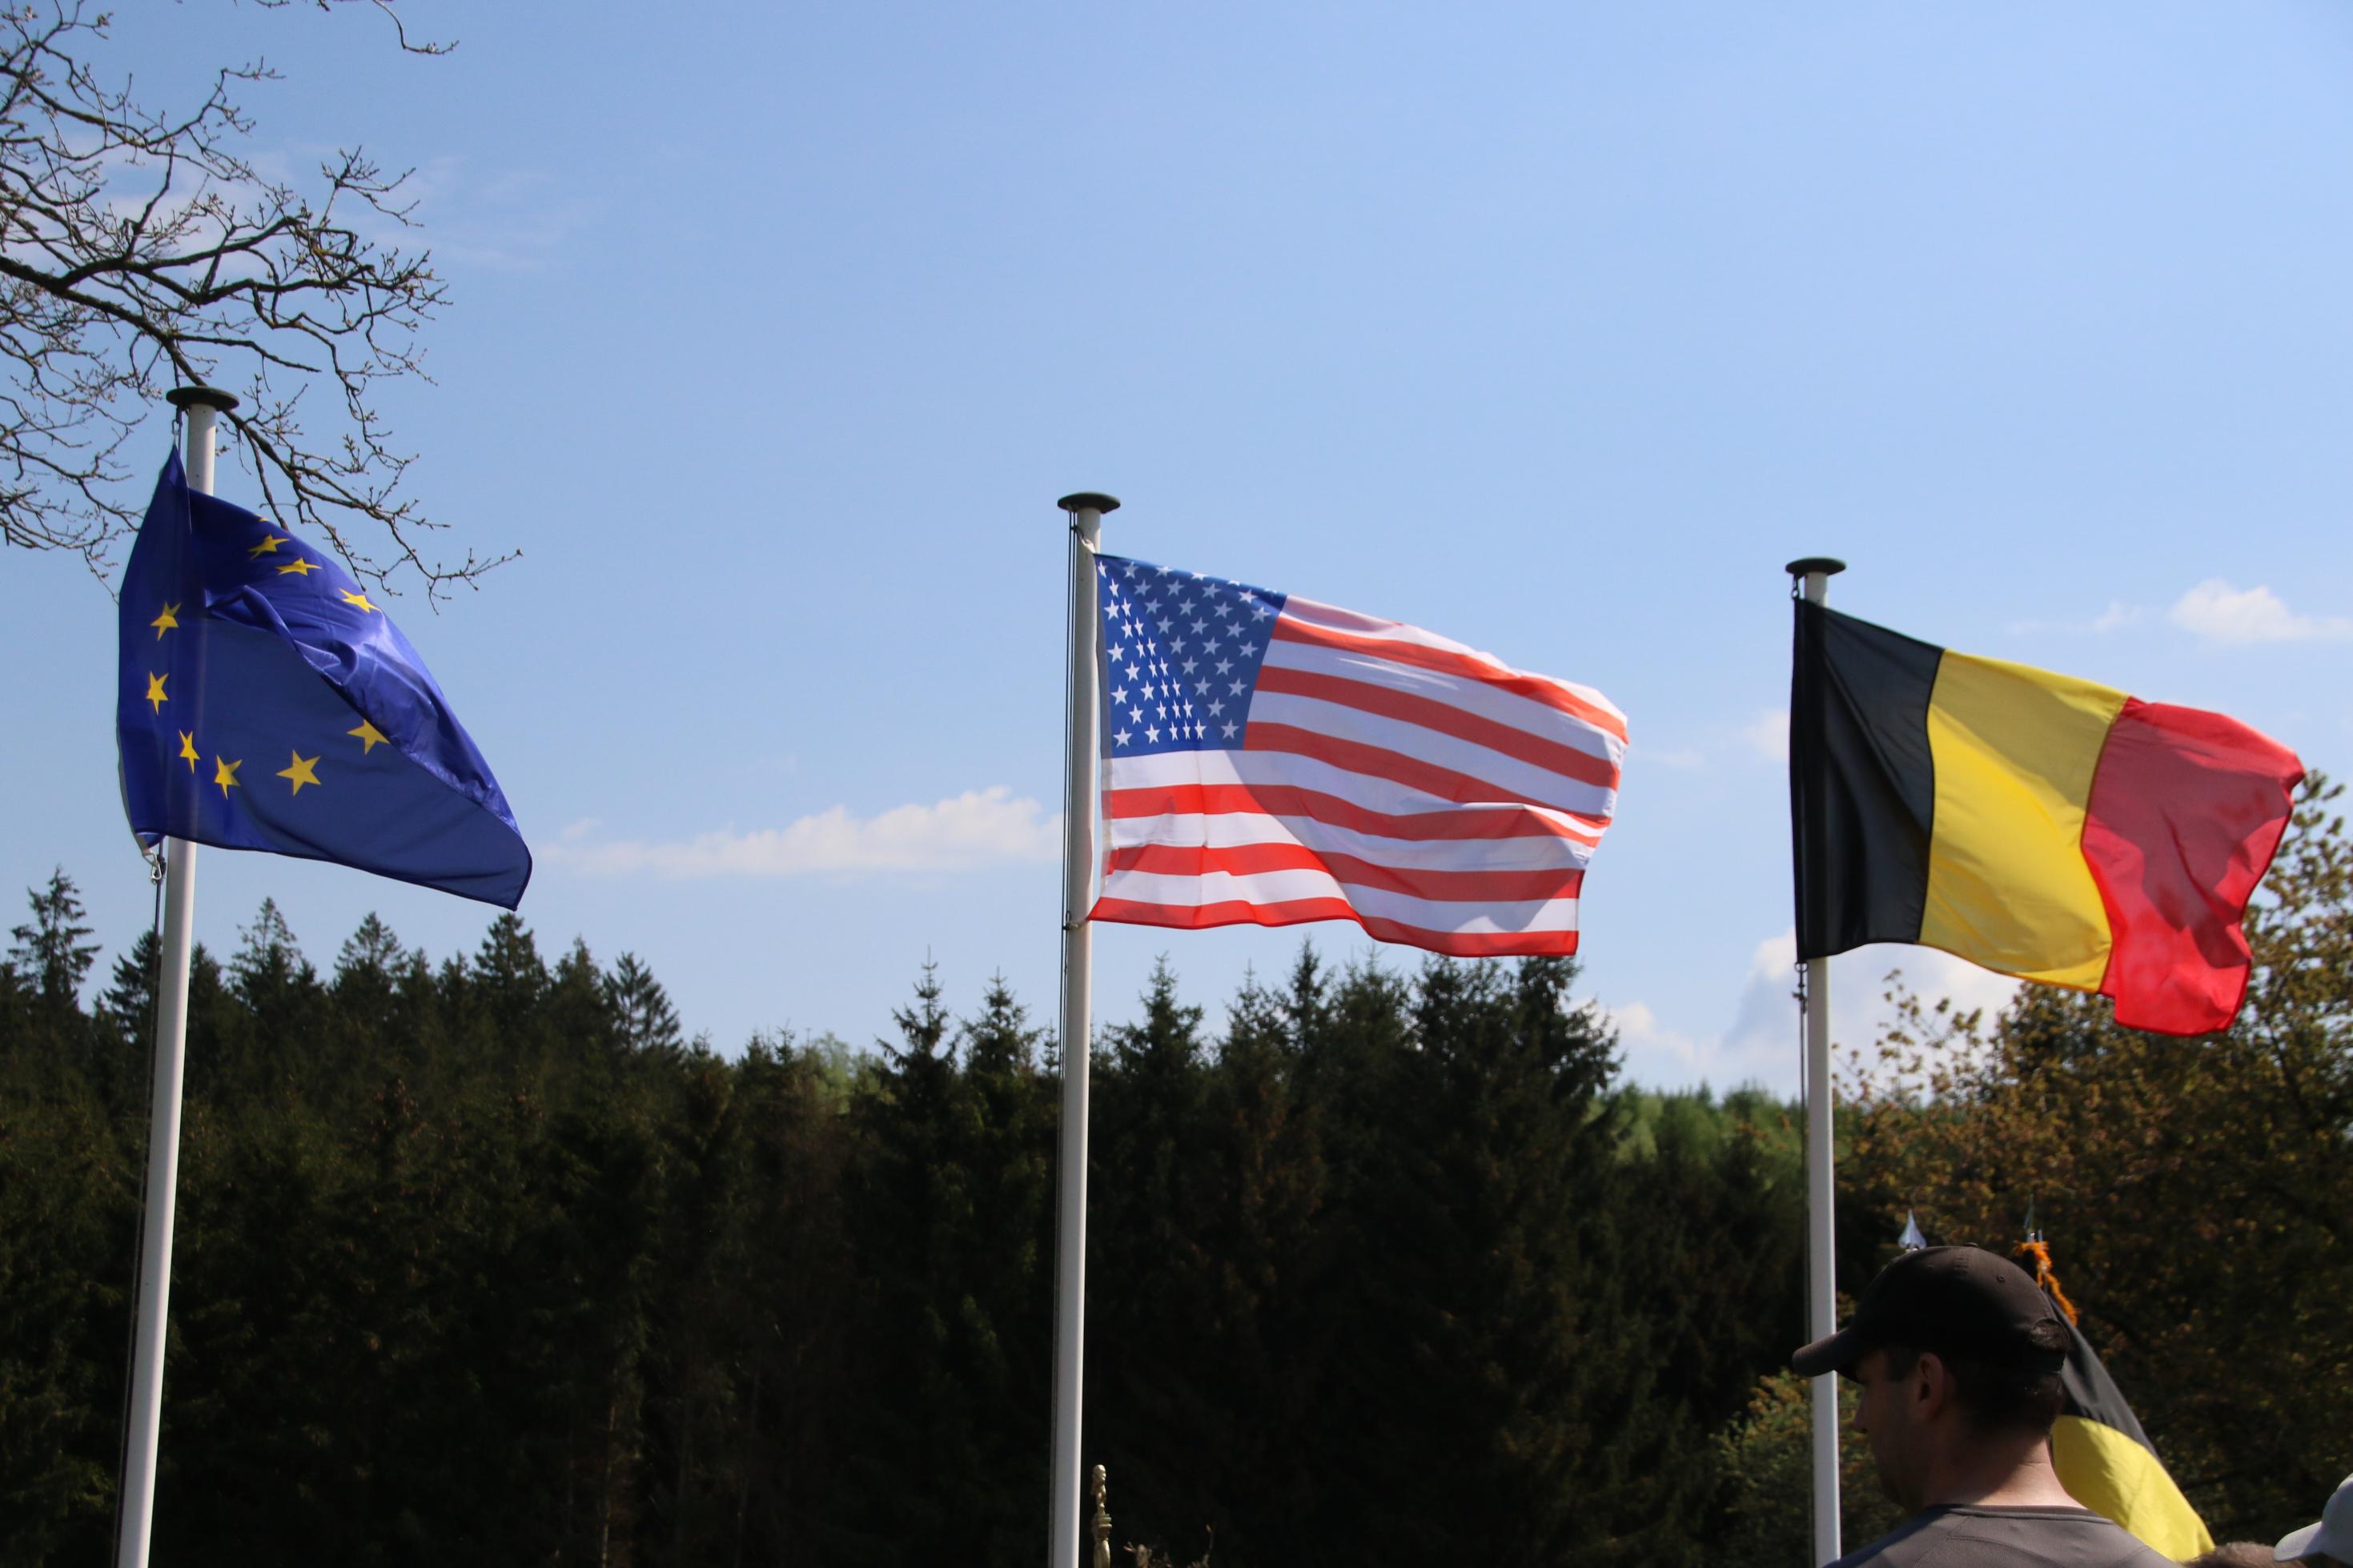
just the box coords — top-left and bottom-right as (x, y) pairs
(1830, 1505), (2178, 1567)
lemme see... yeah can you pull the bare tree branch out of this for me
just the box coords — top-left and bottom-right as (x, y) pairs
(0, 0), (501, 600)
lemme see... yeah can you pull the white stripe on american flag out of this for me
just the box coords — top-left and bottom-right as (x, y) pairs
(1098, 866), (1581, 935)
(1088, 556), (1624, 959)
(1103, 748), (1608, 842)
(1277, 596), (1628, 742)
(1103, 809), (1592, 876)
(1244, 691), (1610, 817)
(1259, 631), (1623, 770)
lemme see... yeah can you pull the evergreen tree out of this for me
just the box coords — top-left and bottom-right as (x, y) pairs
(1089, 961), (1224, 1547)
(721, 1034), (857, 1563)
(89, 925), (163, 1107)
(606, 952), (685, 1056)
(464, 912), (552, 1069)
(217, 898), (327, 1099)
(327, 914), (408, 1081)
(1292, 954), (1660, 1565)
(946, 976), (1055, 1566)
(472, 913), (550, 1018)
(548, 936), (620, 1069)
(829, 964), (1060, 1562)
(98, 927), (161, 1048)
(7, 868), (99, 1012)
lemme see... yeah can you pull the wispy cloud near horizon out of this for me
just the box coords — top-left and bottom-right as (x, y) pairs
(1603, 930), (2020, 1094)
(2169, 579), (2353, 645)
(542, 787), (1060, 879)
(2006, 600), (2146, 636)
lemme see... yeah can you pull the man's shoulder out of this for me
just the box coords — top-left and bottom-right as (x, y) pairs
(1829, 1504), (2177, 1567)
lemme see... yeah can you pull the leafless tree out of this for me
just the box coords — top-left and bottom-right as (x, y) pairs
(0, 0), (508, 597)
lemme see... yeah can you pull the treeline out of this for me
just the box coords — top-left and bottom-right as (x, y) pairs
(0, 880), (1813, 1565)
(2, 775), (2346, 1566)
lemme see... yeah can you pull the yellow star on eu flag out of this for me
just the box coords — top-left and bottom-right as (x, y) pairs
(247, 535), (283, 559)
(178, 732), (198, 771)
(340, 588), (376, 612)
(151, 602), (179, 639)
(277, 752), (321, 795)
(146, 672), (167, 712)
(348, 720), (387, 754)
(213, 756), (242, 798)
(277, 557), (322, 577)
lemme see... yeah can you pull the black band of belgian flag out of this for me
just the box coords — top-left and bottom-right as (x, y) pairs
(1789, 600), (1941, 959)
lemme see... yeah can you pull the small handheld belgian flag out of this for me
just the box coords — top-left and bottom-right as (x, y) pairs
(2019, 1242), (2213, 1560)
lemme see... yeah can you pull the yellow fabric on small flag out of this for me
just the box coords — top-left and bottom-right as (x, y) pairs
(2053, 1414), (2214, 1560)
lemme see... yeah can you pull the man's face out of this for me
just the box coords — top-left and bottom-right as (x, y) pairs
(1851, 1346), (1927, 1512)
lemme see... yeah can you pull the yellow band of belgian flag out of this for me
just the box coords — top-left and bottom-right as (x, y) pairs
(1921, 649), (2120, 990)
(1790, 604), (2303, 1035)
(2043, 1281), (2213, 1558)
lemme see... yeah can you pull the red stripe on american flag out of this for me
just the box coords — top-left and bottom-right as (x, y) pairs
(1269, 616), (1628, 743)
(1101, 781), (1608, 841)
(1246, 721), (1600, 814)
(1104, 842), (1587, 904)
(1253, 664), (1620, 791)
(1090, 895), (1581, 957)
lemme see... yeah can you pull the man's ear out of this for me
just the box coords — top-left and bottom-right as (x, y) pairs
(1910, 1349), (1954, 1421)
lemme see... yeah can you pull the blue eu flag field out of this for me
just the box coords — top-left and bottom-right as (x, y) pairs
(115, 450), (531, 908)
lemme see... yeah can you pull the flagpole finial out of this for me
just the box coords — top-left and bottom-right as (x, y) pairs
(1899, 1211), (1926, 1251)
(1785, 556), (1846, 579)
(164, 386), (239, 414)
(1058, 492), (1121, 515)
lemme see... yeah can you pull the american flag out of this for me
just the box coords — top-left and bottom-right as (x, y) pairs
(1089, 553), (1625, 957)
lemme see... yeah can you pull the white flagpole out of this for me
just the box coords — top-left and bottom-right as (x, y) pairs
(117, 385), (237, 1568)
(1049, 490), (1116, 1568)
(1788, 554), (1845, 1567)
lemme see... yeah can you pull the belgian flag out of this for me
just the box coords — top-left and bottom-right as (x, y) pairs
(1790, 602), (2303, 1035)
(2022, 1245), (2214, 1558)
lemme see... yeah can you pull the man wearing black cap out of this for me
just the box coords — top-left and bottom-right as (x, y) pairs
(1792, 1245), (2173, 1566)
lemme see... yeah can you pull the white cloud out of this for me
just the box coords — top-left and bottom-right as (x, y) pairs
(1608, 930), (2020, 1096)
(1603, 1000), (1713, 1079)
(1640, 745), (1705, 770)
(1744, 708), (1789, 763)
(541, 787), (1060, 879)
(2006, 601), (2146, 636)
(2169, 579), (2353, 645)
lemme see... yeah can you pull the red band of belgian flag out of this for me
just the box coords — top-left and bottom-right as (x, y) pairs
(1790, 603), (2303, 1036)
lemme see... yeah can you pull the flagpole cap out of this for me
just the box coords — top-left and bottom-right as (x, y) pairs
(1785, 556), (1846, 579)
(1058, 492), (1121, 515)
(166, 386), (239, 414)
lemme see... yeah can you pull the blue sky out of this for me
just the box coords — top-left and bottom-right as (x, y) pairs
(5, 1), (2349, 1091)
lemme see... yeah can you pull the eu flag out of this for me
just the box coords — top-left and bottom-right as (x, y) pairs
(115, 450), (531, 908)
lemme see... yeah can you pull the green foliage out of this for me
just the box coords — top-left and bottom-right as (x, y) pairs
(25, 844), (2336, 1565)
(0, 895), (1824, 1564)
(1711, 1370), (1905, 1562)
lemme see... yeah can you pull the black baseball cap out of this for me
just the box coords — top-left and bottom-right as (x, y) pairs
(1791, 1245), (2066, 1379)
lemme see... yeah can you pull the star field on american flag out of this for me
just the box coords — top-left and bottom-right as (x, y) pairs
(1096, 555), (1286, 755)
